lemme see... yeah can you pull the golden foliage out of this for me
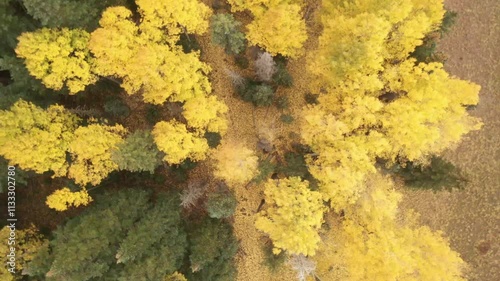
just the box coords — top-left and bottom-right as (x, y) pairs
(68, 124), (127, 186)
(183, 95), (228, 134)
(0, 100), (79, 176)
(152, 121), (209, 164)
(45, 187), (93, 211)
(381, 59), (482, 161)
(313, 174), (466, 281)
(0, 225), (47, 281)
(302, 0), (481, 210)
(164, 272), (188, 281)
(127, 46), (212, 105)
(246, 4), (307, 58)
(137, 0), (211, 43)
(15, 28), (97, 94)
(88, 7), (140, 78)
(307, 12), (390, 93)
(300, 93), (390, 210)
(89, 6), (213, 105)
(212, 142), (259, 187)
(227, 0), (303, 15)
(255, 177), (327, 256)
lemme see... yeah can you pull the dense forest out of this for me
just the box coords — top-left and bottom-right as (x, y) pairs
(0, 0), (487, 280)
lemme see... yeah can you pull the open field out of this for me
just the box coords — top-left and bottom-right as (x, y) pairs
(401, 0), (499, 280)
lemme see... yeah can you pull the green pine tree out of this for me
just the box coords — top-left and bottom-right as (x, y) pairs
(210, 13), (246, 54)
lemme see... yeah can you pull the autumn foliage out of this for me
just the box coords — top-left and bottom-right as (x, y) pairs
(15, 28), (97, 94)
(0, 0), (483, 280)
(255, 177), (326, 256)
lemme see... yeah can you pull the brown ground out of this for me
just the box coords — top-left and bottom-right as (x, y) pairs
(400, 1), (500, 280)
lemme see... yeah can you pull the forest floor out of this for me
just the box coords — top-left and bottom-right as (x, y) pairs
(399, 0), (500, 280)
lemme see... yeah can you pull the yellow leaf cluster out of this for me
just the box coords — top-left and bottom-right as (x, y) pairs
(302, 0), (481, 210)
(137, 0), (211, 43)
(183, 95), (228, 134)
(0, 100), (80, 176)
(309, 0), (444, 92)
(313, 174), (466, 281)
(88, 7), (141, 78)
(164, 272), (188, 281)
(246, 4), (308, 58)
(68, 124), (127, 186)
(152, 121), (209, 165)
(45, 187), (93, 211)
(124, 46), (212, 104)
(0, 225), (47, 281)
(15, 28), (97, 94)
(308, 12), (390, 93)
(89, 6), (213, 105)
(255, 177), (327, 256)
(300, 93), (390, 210)
(227, 0), (302, 15)
(381, 59), (482, 161)
(212, 142), (259, 187)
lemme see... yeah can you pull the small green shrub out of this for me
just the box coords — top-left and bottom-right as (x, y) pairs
(211, 14), (246, 54)
(253, 159), (276, 184)
(272, 62), (293, 87)
(280, 114), (294, 124)
(170, 159), (198, 183)
(392, 156), (468, 191)
(204, 132), (222, 148)
(277, 151), (319, 190)
(262, 243), (287, 272)
(237, 81), (275, 106)
(234, 54), (249, 69)
(145, 104), (161, 126)
(440, 9), (458, 35)
(274, 96), (289, 110)
(176, 33), (201, 54)
(104, 97), (130, 118)
(206, 190), (237, 219)
(304, 93), (319, 105)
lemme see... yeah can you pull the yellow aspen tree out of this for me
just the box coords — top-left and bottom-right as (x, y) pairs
(152, 121), (209, 165)
(255, 177), (327, 256)
(124, 45), (212, 104)
(88, 7), (140, 78)
(45, 187), (93, 211)
(300, 94), (390, 210)
(136, 0), (211, 43)
(381, 59), (482, 162)
(15, 28), (97, 94)
(212, 142), (258, 187)
(313, 174), (466, 281)
(303, 0), (480, 211)
(246, 4), (307, 58)
(0, 225), (47, 281)
(68, 124), (127, 186)
(182, 95), (228, 134)
(385, 0), (445, 60)
(0, 100), (79, 177)
(89, 7), (212, 105)
(307, 12), (391, 93)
